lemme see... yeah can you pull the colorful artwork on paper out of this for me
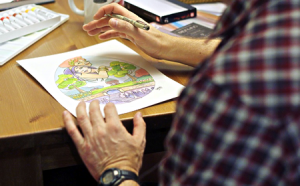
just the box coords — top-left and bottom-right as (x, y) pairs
(55, 56), (155, 105)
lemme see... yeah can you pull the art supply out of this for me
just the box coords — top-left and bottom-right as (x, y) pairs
(105, 14), (150, 31)
(17, 40), (184, 117)
(150, 11), (218, 38)
(124, 0), (197, 24)
(178, 0), (221, 3)
(0, 4), (69, 66)
(0, 4), (61, 43)
(0, 0), (55, 11)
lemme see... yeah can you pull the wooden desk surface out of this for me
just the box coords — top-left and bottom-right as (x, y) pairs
(0, 0), (191, 139)
(0, 1), (197, 185)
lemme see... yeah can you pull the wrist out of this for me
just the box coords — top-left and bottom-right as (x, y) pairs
(98, 161), (140, 180)
(102, 164), (139, 176)
(98, 168), (139, 186)
(160, 36), (221, 67)
(120, 180), (140, 186)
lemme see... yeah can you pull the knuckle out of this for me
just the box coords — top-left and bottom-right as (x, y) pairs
(77, 114), (87, 123)
(81, 143), (92, 152)
(89, 107), (99, 116)
(107, 31), (117, 38)
(67, 127), (77, 137)
(96, 127), (105, 137)
(109, 124), (119, 133)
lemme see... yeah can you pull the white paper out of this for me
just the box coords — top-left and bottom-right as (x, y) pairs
(192, 3), (227, 16)
(125, 0), (186, 17)
(17, 40), (184, 117)
(0, 0), (14, 4)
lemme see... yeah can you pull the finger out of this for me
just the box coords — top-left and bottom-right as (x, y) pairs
(132, 112), (146, 143)
(103, 102), (122, 126)
(63, 110), (84, 147)
(98, 26), (113, 33)
(87, 26), (111, 36)
(89, 100), (105, 127)
(76, 101), (93, 137)
(83, 18), (109, 32)
(98, 30), (122, 40)
(109, 18), (136, 34)
(108, 18), (150, 40)
(87, 28), (105, 36)
(93, 3), (138, 21)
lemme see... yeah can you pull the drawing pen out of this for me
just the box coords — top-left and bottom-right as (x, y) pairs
(105, 14), (150, 31)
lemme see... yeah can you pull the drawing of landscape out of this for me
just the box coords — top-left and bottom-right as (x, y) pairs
(55, 56), (155, 105)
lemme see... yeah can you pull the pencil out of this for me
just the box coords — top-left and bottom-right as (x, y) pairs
(105, 14), (150, 31)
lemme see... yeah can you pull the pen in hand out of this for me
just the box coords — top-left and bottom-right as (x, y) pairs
(105, 14), (150, 31)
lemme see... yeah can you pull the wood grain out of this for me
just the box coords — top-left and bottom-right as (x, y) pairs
(0, 0), (192, 138)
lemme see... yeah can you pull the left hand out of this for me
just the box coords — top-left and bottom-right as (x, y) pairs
(62, 100), (146, 181)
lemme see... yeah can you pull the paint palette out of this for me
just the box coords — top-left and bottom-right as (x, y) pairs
(0, 4), (61, 43)
(0, 4), (69, 66)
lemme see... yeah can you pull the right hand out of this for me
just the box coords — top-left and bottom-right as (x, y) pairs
(82, 3), (168, 61)
(63, 100), (146, 181)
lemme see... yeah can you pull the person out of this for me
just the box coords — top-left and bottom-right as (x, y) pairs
(64, 65), (110, 81)
(62, 0), (300, 185)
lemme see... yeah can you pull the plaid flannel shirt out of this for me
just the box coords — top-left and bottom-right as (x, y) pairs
(159, 0), (300, 185)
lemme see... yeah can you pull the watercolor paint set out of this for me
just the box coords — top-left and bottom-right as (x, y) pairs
(0, 4), (69, 66)
(0, 4), (61, 43)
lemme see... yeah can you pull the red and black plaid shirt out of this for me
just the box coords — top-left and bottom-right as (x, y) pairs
(159, 0), (300, 185)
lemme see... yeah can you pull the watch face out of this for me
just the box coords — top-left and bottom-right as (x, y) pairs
(103, 171), (114, 184)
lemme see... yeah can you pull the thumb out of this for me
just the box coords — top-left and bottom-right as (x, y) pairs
(109, 18), (137, 36)
(132, 112), (146, 143)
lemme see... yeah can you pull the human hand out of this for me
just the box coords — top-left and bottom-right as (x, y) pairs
(62, 100), (146, 181)
(82, 3), (170, 60)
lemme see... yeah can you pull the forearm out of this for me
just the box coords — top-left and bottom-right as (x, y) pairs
(159, 34), (221, 67)
(120, 180), (140, 186)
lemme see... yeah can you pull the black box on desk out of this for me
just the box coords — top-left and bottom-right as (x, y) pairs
(124, 0), (197, 24)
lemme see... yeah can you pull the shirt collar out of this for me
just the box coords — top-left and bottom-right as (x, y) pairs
(209, 0), (265, 39)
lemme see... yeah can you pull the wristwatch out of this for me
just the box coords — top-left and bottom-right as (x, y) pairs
(98, 168), (139, 186)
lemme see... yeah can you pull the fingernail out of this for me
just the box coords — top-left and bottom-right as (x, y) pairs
(63, 110), (68, 116)
(79, 101), (86, 106)
(110, 18), (118, 27)
(136, 112), (143, 118)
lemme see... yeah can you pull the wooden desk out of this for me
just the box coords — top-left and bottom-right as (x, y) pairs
(0, 0), (192, 185)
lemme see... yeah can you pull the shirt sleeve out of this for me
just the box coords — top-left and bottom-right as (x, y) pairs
(158, 75), (299, 185)
(158, 1), (300, 185)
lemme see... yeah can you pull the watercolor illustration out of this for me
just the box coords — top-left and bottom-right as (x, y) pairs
(54, 56), (155, 105)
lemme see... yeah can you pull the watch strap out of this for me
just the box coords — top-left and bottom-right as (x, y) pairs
(98, 168), (139, 186)
(120, 169), (139, 183)
(114, 170), (139, 186)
